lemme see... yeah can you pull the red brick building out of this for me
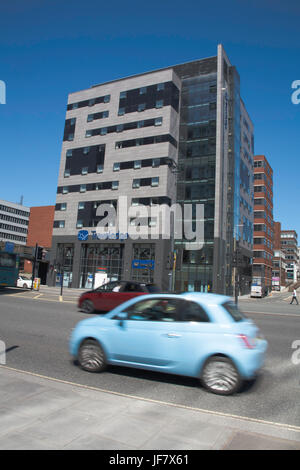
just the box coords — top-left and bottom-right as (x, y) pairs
(24, 206), (55, 281)
(252, 155), (274, 293)
(26, 206), (55, 248)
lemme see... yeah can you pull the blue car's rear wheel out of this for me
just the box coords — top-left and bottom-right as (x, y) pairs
(201, 356), (242, 395)
(78, 339), (107, 372)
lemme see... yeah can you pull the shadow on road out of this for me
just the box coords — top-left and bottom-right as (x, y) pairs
(72, 359), (260, 396)
(0, 287), (31, 295)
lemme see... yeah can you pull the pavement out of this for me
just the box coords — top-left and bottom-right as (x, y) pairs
(1, 365), (300, 450)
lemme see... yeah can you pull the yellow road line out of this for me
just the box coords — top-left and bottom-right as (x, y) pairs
(1, 364), (300, 434)
(33, 293), (43, 299)
(6, 293), (77, 304)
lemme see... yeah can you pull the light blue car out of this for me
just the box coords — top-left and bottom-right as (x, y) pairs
(70, 293), (267, 395)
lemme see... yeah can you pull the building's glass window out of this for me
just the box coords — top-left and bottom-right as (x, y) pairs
(68, 133), (74, 141)
(134, 160), (141, 169)
(152, 158), (160, 168)
(59, 221), (65, 228)
(80, 184), (86, 193)
(151, 177), (159, 187)
(71, 103), (78, 110)
(112, 181), (119, 190)
(64, 169), (70, 178)
(113, 162), (120, 172)
(120, 91), (127, 99)
(100, 127), (107, 135)
(66, 149), (72, 157)
(97, 164), (103, 173)
(157, 83), (165, 91)
(131, 244), (155, 283)
(118, 107), (125, 116)
(138, 103), (146, 112)
(103, 95), (110, 103)
(116, 124), (124, 133)
(76, 220), (83, 228)
(137, 120), (144, 128)
(156, 100), (163, 109)
(79, 244), (123, 289)
(83, 147), (90, 154)
(85, 130), (92, 138)
(154, 117), (163, 126)
(62, 187), (69, 194)
(139, 87), (147, 95)
(61, 203), (67, 211)
(87, 114), (94, 122)
(78, 202), (85, 210)
(133, 179), (140, 189)
(81, 167), (88, 175)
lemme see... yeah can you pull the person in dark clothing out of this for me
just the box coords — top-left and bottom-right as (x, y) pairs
(290, 289), (299, 305)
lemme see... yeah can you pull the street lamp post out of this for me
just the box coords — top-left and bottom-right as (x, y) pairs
(59, 247), (65, 302)
(233, 224), (243, 306)
(167, 158), (179, 293)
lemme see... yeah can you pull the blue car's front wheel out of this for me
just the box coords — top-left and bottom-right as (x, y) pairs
(78, 339), (107, 372)
(201, 356), (242, 395)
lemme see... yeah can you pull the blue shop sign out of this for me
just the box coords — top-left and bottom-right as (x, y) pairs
(77, 230), (128, 241)
(77, 230), (89, 241)
(132, 259), (155, 270)
(4, 242), (14, 253)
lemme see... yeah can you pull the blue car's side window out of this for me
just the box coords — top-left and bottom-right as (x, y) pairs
(180, 300), (210, 323)
(126, 298), (180, 322)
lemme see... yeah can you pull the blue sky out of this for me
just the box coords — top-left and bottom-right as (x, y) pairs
(0, 0), (299, 235)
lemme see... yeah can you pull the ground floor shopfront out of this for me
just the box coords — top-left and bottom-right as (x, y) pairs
(47, 235), (173, 291)
(47, 235), (252, 295)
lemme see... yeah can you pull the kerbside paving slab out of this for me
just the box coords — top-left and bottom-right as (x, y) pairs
(0, 366), (300, 450)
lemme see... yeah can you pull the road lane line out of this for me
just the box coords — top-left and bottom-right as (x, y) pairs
(244, 311), (300, 318)
(1, 364), (300, 434)
(33, 293), (43, 299)
(3, 294), (77, 304)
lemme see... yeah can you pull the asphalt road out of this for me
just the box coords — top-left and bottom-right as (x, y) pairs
(1, 288), (300, 428)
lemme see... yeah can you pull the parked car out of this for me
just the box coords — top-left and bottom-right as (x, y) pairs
(17, 276), (32, 289)
(78, 280), (160, 313)
(70, 292), (267, 395)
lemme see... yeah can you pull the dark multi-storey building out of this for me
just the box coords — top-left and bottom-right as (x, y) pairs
(48, 44), (254, 293)
(252, 155), (274, 293)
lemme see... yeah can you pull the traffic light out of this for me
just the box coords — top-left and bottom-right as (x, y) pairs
(37, 246), (43, 260)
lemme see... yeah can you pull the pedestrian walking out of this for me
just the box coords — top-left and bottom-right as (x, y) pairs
(290, 289), (299, 305)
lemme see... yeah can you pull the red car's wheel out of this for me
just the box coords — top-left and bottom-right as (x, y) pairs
(81, 299), (95, 313)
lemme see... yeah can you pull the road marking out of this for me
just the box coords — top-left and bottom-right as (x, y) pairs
(1, 364), (300, 434)
(6, 293), (77, 304)
(33, 293), (43, 299)
(244, 311), (300, 318)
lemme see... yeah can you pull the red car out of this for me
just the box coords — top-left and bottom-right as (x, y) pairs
(78, 280), (160, 313)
